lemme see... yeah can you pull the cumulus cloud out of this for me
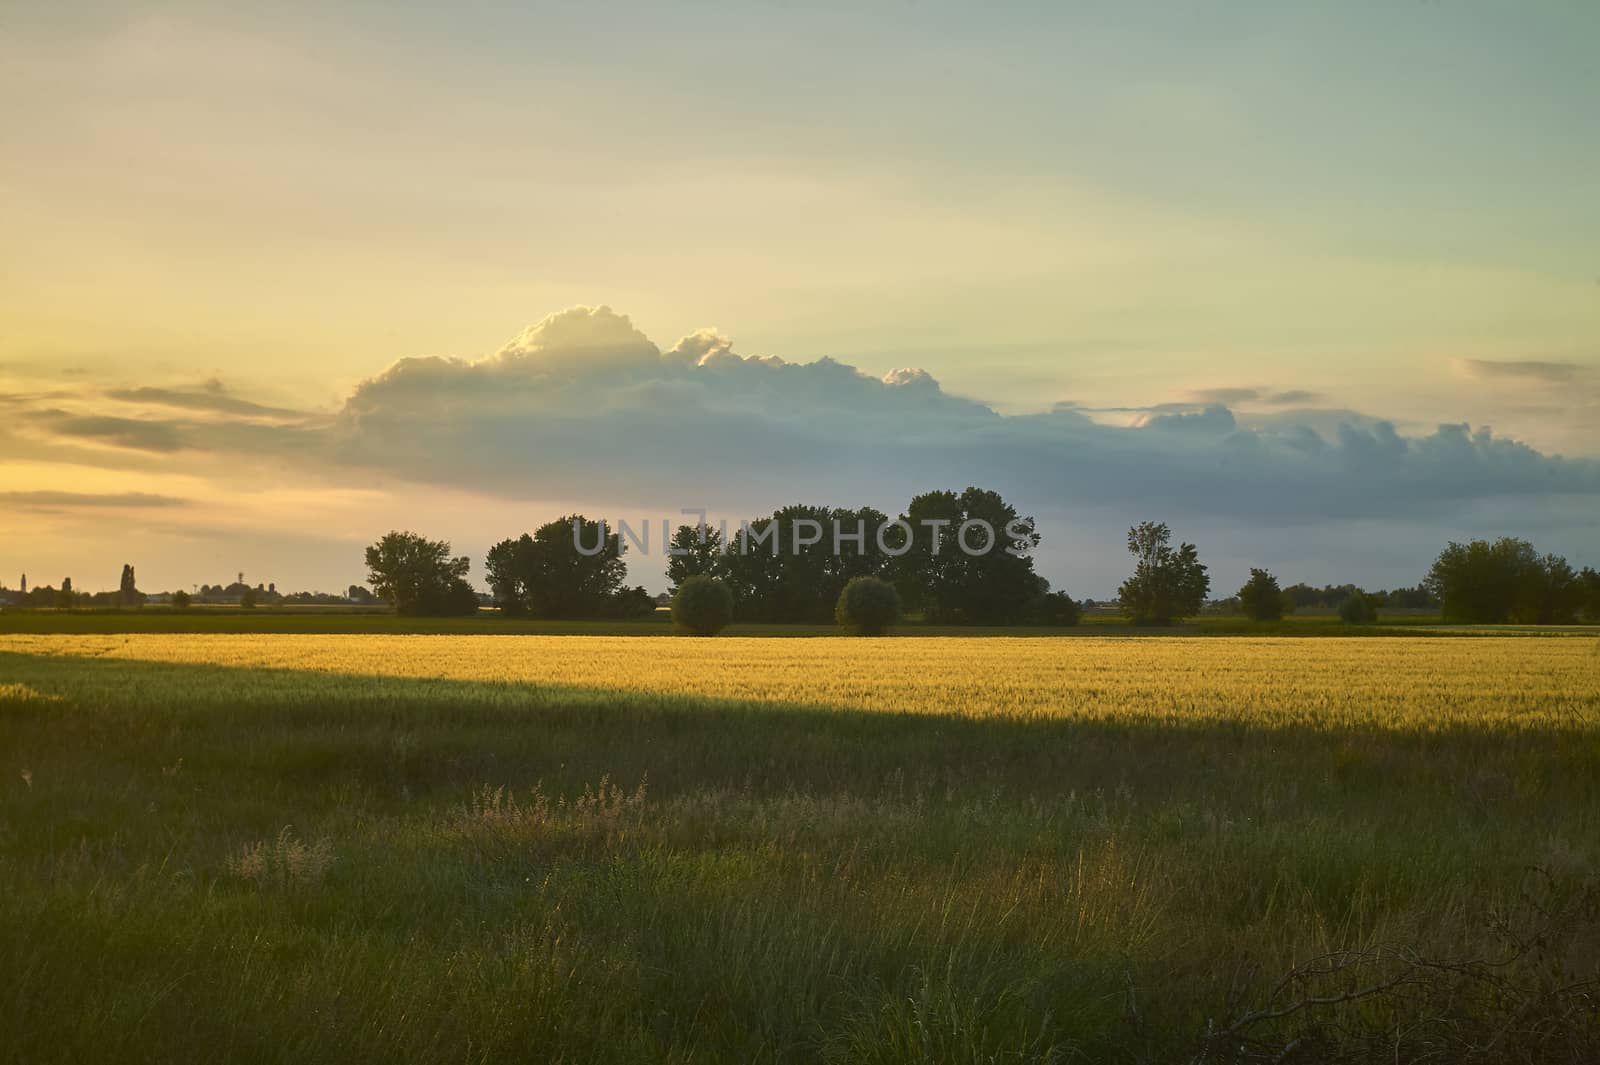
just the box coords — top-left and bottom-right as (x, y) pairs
(1139, 405), (1238, 434)
(308, 307), (1600, 526)
(9, 307), (1600, 540)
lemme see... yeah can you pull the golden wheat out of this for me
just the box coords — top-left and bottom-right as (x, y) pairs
(2, 633), (1595, 731)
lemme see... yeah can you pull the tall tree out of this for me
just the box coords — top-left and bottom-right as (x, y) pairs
(723, 504), (840, 623)
(484, 535), (535, 615)
(1425, 538), (1583, 624)
(893, 488), (1044, 625)
(364, 531), (475, 616)
(721, 504), (895, 623)
(1237, 568), (1284, 621)
(665, 523), (726, 593)
(720, 515), (784, 622)
(1117, 521), (1210, 625)
(1580, 567), (1600, 623)
(486, 516), (629, 619)
(117, 564), (144, 607)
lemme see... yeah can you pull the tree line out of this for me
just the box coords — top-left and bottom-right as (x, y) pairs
(659, 489), (1068, 626)
(360, 490), (1600, 631)
(368, 502), (1135, 631)
(369, 488), (1069, 626)
(14, 501), (1592, 631)
(1225, 538), (1600, 625)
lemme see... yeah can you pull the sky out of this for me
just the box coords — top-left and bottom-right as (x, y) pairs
(2, 1), (1597, 598)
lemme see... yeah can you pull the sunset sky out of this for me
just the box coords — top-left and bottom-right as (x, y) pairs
(3, 2), (1597, 597)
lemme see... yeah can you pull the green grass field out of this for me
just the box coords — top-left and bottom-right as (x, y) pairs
(2, 633), (1597, 1063)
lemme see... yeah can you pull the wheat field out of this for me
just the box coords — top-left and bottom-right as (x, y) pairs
(4, 632), (1597, 728)
(2, 633), (1597, 1063)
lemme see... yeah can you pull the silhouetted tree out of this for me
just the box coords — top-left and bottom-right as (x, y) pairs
(486, 516), (629, 619)
(893, 488), (1044, 624)
(719, 514), (782, 621)
(364, 530), (476, 616)
(672, 574), (734, 636)
(1117, 521), (1209, 625)
(1425, 538), (1583, 624)
(835, 575), (901, 636)
(1527, 553), (1584, 625)
(722, 504), (894, 623)
(240, 586), (259, 609)
(117, 564), (144, 607)
(1238, 568), (1284, 621)
(172, 590), (191, 608)
(484, 536), (533, 615)
(665, 523), (726, 593)
(56, 577), (75, 609)
(1580, 567), (1600, 623)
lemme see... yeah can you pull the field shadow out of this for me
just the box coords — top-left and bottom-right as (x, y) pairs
(4, 649), (1595, 824)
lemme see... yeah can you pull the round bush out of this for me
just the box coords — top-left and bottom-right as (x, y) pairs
(672, 575), (734, 636)
(835, 576), (901, 636)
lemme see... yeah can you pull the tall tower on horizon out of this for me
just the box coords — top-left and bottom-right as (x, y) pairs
(20, 574), (25, 594)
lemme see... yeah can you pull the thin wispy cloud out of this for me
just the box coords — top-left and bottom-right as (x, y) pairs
(105, 384), (307, 420)
(1457, 359), (1585, 384)
(20, 411), (189, 453)
(1181, 387), (1329, 408)
(0, 491), (191, 510)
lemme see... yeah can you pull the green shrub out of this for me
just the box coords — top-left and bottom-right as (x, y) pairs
(672, 575), (733, 636)
(835, 576), (901, 636)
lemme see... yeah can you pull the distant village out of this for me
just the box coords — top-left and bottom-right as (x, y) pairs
(0, 568), (383, 610)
